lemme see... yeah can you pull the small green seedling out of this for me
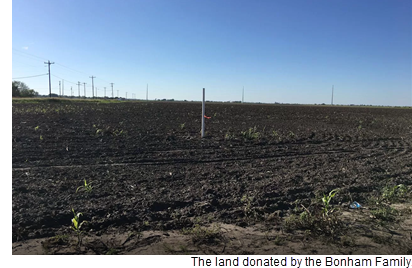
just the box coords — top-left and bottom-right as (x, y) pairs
(76, 179), (93, 193)
(322, 189), (339, 215)
(225, 131), (234, 140)
(241, 126), (260, 140)
(71, 208), (87, 247)
(382, 184), (408, 201)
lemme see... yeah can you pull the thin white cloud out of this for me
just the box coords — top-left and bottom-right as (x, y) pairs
(22, 46), (28, 50)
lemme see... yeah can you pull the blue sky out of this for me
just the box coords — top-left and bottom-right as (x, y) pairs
(11, 0), (411, 105)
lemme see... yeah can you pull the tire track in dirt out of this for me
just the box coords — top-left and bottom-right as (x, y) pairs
(12, 143), (357, 171)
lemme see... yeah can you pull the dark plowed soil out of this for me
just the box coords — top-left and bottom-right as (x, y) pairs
(12, 100), (412, 254)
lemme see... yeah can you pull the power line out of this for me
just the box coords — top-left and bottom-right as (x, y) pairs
(51, 74), (77, 85)
(12, 48), (48, 61)
(55, 62), (89, 76)
(95, 76), (111, 84)
(12, 48), (89, 76)
(12, 48), (117, 96)
(12, 73), (48, 79)
(13, 58), (44, 69)
(13, 48), (92, 80)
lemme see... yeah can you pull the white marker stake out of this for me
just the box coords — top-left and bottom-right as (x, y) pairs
(201, 88), (205, 138)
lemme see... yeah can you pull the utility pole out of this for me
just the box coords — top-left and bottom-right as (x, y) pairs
(62, 80), (64, 96)
(201, 88), (205, 138)
(126, 92), (128, 99)
(111, 83), (114, 98)
(242, 86), (244, 103)
(44, 60), (55, 97)
(90, 76), (95, 98)
(331, 85), (334, 105)
(59, 81), (61, 96)
(117, 90), (119, 98)
(83, 83), (86, 98)
(71, 86), (73, 97)
(104, 87), (106, 98)
(146, 84), (148, 101)
(77, 82), (81, 98)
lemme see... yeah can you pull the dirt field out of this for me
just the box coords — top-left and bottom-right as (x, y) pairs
(12, 99), (412, 254)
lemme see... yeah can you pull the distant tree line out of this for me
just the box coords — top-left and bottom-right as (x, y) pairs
(12, 81), (39, 97)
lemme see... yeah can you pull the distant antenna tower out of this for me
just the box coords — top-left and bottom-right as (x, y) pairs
(331, 85), (334, 105)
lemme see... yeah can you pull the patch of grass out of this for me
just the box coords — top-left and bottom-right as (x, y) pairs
(271, 130), (282, 141)
(179, 244), (190, 253)
(93, 124), (127, 137)
(241, 126), (260, 140)
(382, 184), (409, 202)
(106, 248), (120, 255)
(340, 235), (356, 247)
(42, 234), (70, 253)
(225, 131), (235, 140)
(270, 235), (284, 246)
(370, 205), (399, 222)
(182, 224), (223, 245)
(163, 243), (176, 253)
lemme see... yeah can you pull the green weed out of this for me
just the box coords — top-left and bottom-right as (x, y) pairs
(76, 179), (93, 193)
(241, 126), (260, 140)
(241, 194), (255, 219)
(283, 190), (343, 238)
(93, 124), (126, 137)
(182, 224), (223, 245)
(371, 205), (398, 222)
(288, 131), (296, 139)
(42, 234), (70, 253)
(225, 131), (235, 140)
(382, 184), (408, 202)
(106, 248), (120, 255)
